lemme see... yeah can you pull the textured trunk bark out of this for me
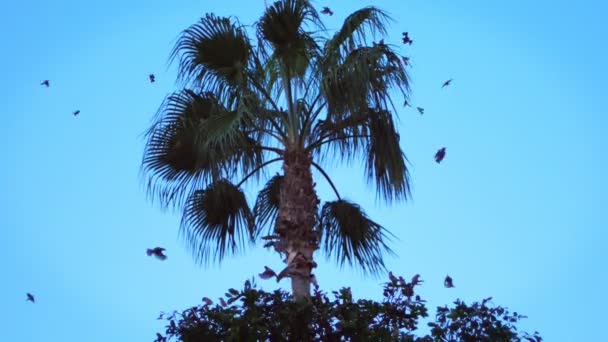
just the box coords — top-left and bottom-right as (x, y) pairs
(275, 149), (320, 300)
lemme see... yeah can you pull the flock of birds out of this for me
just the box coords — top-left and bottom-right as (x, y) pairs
(27, 8), (452, 304)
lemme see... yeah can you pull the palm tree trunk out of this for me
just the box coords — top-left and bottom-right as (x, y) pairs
(275, 149), (320, 300)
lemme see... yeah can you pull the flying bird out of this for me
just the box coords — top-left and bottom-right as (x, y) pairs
(435, 147), (446, 164)
(417, 107), (424, 115)
(444, 275), (455, 288)
(259, 266), (277, 280)
(40, 80), (50, 87)
(72, 110), (80, 116)
(321, 7), (333, 16)
(402, 32), (413, 45)
(146, 247), (167, 260)
(26, 293), (35, 303)
(401, 56), (410, 66)
(149, 74), (156, 83)
(442, 78), (453, 89)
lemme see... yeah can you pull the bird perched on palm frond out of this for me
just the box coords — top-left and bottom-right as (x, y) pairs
(441, 78), (453, 88)
(26, 293), (35, 303)
(40, 80), (50, 87)
(417, 107), (424, 115)
(147, 247), (167, 260)
(149, 74), (156, 83)
(435, 147), (446, 164)
(444, 275), (454, 288)
(73, 110), (80, 116)
(321, 7), (333, 16)
(402, 32), (413, 45)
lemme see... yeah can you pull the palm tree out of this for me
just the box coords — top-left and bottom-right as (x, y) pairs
(142, 0), (411, 300)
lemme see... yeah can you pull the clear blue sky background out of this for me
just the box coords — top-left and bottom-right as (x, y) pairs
(1, 0), (606, 340)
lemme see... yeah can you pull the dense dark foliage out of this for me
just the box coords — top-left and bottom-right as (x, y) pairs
(154, 274), (542, 342)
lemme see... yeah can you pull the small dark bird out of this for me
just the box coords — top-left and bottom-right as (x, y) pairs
(401, 56), (410, 66)
(321, 7), (333, 16)
(444, 275), (455, 288)
(388, 271), (398, 283)
(40, 80), (50, 87)
(402, 32), (413, 45)
(435, 147), (446, 163)
(73, 110), (80, 116)
(202, 297), (213, 306)
(417, 107), (424, 115)
(26, 293), (35, 303)
(259, 266), (277, 280)
(149, 74), (156, 83)
(442, 78), (453, 88)
(146, 247), (167, 260)
(411, 274), (423, 286)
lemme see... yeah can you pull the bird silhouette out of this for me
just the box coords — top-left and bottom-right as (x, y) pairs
(149, 74), (156, 83)
(321, 7), (333, 16)
(40, 80), (50, 87)
(146, 247), (167, 260)
(402, 32), (413, 45)
(411, 274), (423, 286)
(26, 293), (35, 303)
(73, 110), (80, 116)
(444, 275), (455, 288)
(401, 56), (410, 66)
(259, 266), (277, 280)
(417, 107), (424, 115)
(202, 297), (213, 306)
(435, 147), (446, 163)
(442, 78), (453, 89)
(388, 271), (398, 283)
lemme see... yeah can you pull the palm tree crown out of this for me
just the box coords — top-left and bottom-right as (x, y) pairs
(142, 0), (412, 299)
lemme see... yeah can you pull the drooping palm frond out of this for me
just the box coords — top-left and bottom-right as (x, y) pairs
(319, 199), (394, 276)
(308, 106), (411, 202)
(324, 7), (392, 62)
(321, 43), (409, 120)
(142, 90), (264, 208)
(253, 174), (284, 237)
(180, 180), (255, 265)
(170, 13), (251, 94)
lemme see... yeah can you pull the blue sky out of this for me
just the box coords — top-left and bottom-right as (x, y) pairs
(1, 0), (606, 340)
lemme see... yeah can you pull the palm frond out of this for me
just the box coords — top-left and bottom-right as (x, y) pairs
(170, 13), (251, 93)
(365, 108), (411, 202)
(253, 174), (284, 236)
(324, 7), (392, 61)
(321, 43), (410, 120)
(319, 199), (394, 276)
(180, 180), (255, 265)
(141, 90), (263, 208)
(257, 0), (323, 75)
(309, 106), (411, 202)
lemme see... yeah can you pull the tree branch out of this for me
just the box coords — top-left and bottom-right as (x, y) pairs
(236, 157), (284, 187)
